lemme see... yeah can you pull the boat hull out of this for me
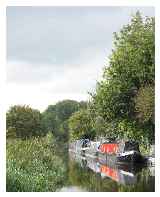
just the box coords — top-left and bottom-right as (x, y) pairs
(98, 151), (146, 164)
(117, 151), (146, 164)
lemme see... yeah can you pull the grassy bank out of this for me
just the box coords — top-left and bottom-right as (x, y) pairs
(7, 134), (67, 192)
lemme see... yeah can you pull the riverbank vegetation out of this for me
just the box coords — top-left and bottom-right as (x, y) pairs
(6, 101), (85, 191)
(6, 12), (154, 191)
(7, 134), (67, 192)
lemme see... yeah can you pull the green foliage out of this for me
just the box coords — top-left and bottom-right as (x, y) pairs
(54, 100), (80, 123)
(41, 105), (57, 133)
(68, 109), (95, 140)
(7, 136), (66, 192)
(6, 105), (45, 139)
(93, 12), (154, 119)
(117, 119), (147, 143)
(94, 116), (106, 135)
(88, 12), (154, 145)
(106, 11), (154, 87)
(58, 120), (69, 142)
(135, 85), (154, 123)
(42, 100), (87, 141)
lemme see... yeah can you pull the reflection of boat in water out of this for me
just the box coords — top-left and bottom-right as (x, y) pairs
(69, 152), (142, 185)
(148, 166), (155, 177)
(85, 157), (100, 173)
(69, 151), (86, 167)
(88, 157), (141, 185)
(99, 163), (140, 185)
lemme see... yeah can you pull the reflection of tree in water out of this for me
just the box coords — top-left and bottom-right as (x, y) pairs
(118, 167), (155, 192)
(50, 140), (69, 189)
(68, 159), (119, 192)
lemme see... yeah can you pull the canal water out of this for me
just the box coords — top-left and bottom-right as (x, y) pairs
(56, 150), (155, 192)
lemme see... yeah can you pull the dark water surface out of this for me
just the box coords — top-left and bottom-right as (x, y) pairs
(57, 150), (155, 192)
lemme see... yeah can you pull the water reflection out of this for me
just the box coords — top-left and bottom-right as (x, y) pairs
(66, 151), (155, 192)
(58, 186), (87, 192)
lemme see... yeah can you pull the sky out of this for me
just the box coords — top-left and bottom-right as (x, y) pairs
(7, 6), (154, 112)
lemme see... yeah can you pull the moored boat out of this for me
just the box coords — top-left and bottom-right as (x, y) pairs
(98, 140), (146, 164)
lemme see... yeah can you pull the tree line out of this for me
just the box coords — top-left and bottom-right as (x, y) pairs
(6, 100), (87, 141)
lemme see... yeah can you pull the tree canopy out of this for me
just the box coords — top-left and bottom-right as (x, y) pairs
(7, 105), (44, 139)
(68, 109), (95, 141)
(42, 100), (87, 141)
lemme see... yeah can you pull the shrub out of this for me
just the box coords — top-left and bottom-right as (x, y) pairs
(6, 136), (66, 192)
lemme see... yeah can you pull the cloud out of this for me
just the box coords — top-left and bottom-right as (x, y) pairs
(6, 6), (154, 111)
(6, 48), (106, 111)
(7, 61), (62, 84)
(6, 84), (88, 112)
(7, 45), (106, 84)
(7, 6), (154, 65)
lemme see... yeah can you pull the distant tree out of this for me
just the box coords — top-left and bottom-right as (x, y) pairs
(54, 100), (80, 123)
(78, 101), (88, 109)
(42, 100), (82, 141)
(58, 120), (69, 142)
(68, 109), (95, 141)
(41, 105), (57, 134)
(6, 105), (44, 139)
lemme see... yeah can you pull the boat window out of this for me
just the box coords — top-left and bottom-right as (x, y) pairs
(124, 141), (140, 152)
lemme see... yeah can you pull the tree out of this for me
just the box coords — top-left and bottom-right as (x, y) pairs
(68, 109), (95, 141)
(54, 100), (80, 123)
(42, 100), (85, 141)
(41, 105), (57, 134)
(90, 12), (154, 143)
(6, 105), (44, 139)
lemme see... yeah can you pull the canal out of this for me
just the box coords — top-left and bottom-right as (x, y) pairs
(56, 150), (155, 192)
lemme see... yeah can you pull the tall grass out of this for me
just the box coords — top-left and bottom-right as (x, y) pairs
(7, 134), (67, 192)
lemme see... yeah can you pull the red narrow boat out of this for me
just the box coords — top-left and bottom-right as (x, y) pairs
(99, 143), (118, 154)
(98, 140), (146, 164)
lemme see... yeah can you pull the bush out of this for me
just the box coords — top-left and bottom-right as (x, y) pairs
(6, 135), (66, 192)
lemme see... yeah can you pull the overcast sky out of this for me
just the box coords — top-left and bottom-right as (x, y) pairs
(7, 6), (154, 112)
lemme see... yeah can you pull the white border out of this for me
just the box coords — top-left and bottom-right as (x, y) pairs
(0, 4), (6, 193)
(155, 2), (160, 193)
(0, 0), (159, 195)
(4, 0), (157, 6)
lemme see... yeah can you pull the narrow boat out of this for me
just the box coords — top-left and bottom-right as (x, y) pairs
(98, 140), (146, 164)
(83, 141), (100, 158)
(69, 139), (91, 155)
